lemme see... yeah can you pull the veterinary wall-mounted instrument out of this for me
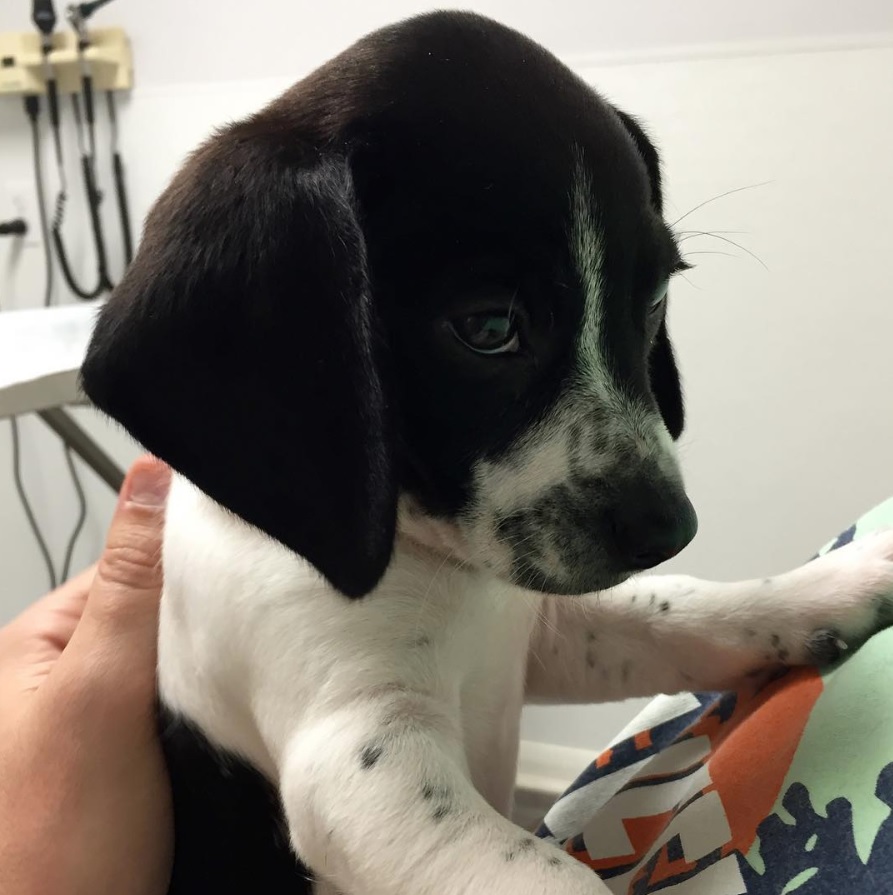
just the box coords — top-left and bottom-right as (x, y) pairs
(0, 1), (130, 587)
(66, 0), (133, 266)
(0, 2), (133, 297)
(29, 0), (131, 298)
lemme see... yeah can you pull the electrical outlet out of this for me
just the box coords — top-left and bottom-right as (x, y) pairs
(1, 180), (42, 248)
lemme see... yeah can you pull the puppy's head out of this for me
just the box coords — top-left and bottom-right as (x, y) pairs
(81, 11), (696, 597)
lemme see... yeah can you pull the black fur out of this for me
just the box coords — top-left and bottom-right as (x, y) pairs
(360, 743), (384, 769)
(80, 10), (686, 600)
(159, 707), (310, 894)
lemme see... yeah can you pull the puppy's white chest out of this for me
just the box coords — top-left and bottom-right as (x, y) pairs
(158, 477), (539, 808)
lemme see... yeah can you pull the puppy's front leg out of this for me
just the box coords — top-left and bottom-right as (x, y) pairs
(527, 530), (893, 702)
(279, 695), (609, 895)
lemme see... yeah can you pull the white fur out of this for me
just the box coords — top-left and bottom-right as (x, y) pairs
(570, 155), (608, 390)
(460, 163), (682, 586)
(160, 474), (893, 895)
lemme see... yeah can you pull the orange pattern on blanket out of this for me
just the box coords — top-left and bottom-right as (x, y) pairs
(633, 729), (652, 751)
(563, 668), (824, 883)
(692, 667), (823, 856)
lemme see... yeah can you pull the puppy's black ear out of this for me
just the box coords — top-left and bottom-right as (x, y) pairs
(611, 107), (664, 214)
(81, 117), (396, 598)
(649, 320), (684, 440)
(612, 107), (684, 439)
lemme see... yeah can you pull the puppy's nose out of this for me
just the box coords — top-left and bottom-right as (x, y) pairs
(610, 485), (698, 570)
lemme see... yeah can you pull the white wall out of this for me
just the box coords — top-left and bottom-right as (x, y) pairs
(1, 2), (892, 753)
(2, 0), (892, 85)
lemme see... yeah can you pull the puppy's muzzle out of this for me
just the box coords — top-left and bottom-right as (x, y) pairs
(607, 478), (698, 571)
(496, 468), (697, 594)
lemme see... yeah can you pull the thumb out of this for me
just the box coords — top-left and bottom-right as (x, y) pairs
(51, 455), (171, 703)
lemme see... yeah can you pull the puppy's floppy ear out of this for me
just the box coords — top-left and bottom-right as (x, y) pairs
(81, 116), (396, 598)
(612, 106), (685, 439)
(649, 320), (684, 440)
(611, 106), (664, 214)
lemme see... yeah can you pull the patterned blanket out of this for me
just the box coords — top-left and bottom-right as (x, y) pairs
(537, 498), (893, 894)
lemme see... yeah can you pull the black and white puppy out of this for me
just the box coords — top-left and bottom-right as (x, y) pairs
(81, 11), (893, 895)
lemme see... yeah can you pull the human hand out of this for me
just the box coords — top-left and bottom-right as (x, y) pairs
(0, 455), (174, 895)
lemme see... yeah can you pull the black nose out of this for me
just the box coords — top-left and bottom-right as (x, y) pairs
(610, 485), (698, 571)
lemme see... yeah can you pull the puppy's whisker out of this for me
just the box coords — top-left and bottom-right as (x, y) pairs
(502, 530), (541, 551)
(534, 606), (564, 642)
(687, 232), (769, 271)
(670, 181), (772, 228)
(678, 272), (701, 291)
(677, 228), (749, 236)
(683, 250), (740, 259)
(409, 549), (454, 639)
(676, 229), (749, 244)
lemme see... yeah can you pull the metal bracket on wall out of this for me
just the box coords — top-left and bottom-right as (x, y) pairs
(37, 406), (124, 492)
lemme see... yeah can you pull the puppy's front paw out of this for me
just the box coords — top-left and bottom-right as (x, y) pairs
(780, 528), (893, 666)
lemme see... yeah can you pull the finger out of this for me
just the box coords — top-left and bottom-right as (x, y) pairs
(49, 456), (171, 706)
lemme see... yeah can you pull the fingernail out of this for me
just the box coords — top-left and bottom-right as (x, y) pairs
(123, 459), (171, 508)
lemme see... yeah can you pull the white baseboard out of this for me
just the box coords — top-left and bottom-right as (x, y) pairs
(516, 740), (594, 799)
(512, 740), (593, 831)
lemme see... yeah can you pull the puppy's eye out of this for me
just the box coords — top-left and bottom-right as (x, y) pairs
(450, 312), (520, 355)
(649, 281), (669, 315)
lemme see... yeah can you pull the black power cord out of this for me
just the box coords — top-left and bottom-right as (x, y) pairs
(61, 443), (87, 581)
(106, 90), (132, 264)
(11, 93), (90, 588)
(51, 90), (113, 298)
(4, 98), (57, 591)
(24, 94), (55, 310)
(10, 419), (57, 591)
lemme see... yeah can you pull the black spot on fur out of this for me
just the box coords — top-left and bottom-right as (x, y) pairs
(422, 781), (454, 822)
(744, 628), (757, 638)
(649, 593), (656, 607)
(770, 633), (781, 647)
(360, 744), (384, 769)
(777, 647), (790, 662)
(547, 856), (563, 866)
(621, 659), (632, 683)
(586, 631), (596, 643)
(518, 837), (536, 851)
(422, 783), (451, 802)
(586, 649), (596, 669)
(413, 634), (431, 647)
(807, 629), (847, 665)
(874, 596), (893, 629)
(432, 803), (452, 822)
(659, 600), (670, 613)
